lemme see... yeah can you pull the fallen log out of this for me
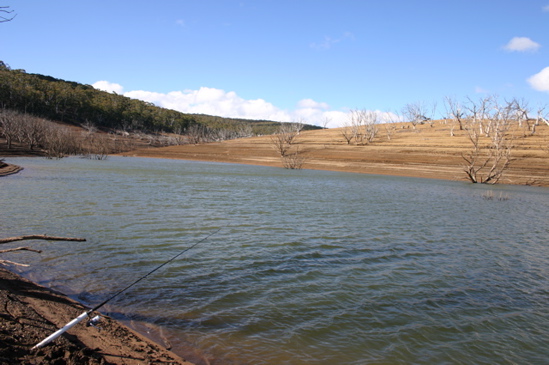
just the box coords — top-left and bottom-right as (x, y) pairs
(0, 235), (86, 244)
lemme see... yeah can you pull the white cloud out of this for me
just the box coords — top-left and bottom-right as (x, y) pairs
(503, 37), (541, 52)
(543, 5), (549, 12)
(297, 98), (330, 110)
(92, 81), (398, 128)
(124, 87), (290, 122)
(310, 32), (354, 50)
(475, 86), (489, 94)
(92, 80), (124, 94)
(528, 67), (549, 92)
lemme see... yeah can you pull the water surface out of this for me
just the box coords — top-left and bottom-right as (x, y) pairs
(1, 156), (548, 364)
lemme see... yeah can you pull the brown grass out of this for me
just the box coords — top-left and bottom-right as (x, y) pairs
(123, 120), (549, 187)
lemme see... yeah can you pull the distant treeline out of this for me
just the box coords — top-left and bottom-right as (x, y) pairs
(0, 61), (319, 137)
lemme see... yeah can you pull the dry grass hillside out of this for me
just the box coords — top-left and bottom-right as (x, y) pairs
(125, 120), (549, 187)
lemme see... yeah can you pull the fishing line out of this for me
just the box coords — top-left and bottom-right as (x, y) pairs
(33, 227), (222, 349)
(90, 227), (222, 313)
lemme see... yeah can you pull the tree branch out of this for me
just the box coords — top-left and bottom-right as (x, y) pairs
(0, 235), (86, 244)
(0, 6), (16, 23)
(0, 260), (29, 267)
(0, 247), (43, 254)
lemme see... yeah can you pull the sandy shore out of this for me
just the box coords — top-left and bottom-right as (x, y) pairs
(0, 267), (194, 365)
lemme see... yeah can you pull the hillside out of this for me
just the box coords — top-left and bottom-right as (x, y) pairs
(0, 61), (319, 136)
(124, 120), (549, 187)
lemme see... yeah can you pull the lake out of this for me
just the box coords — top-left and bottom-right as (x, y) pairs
(1, 156), (548, 364)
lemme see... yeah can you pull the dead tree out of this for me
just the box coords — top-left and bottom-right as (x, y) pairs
(282, 146), (306, 170)
(0, 109), (19, 149)
(186, 124), (212, 145)
(0, 6), (15, 23)
(362, 110), (379, 144)
(341, 109), (381, 145)
(529, 105), (548, 135)
(402, 101), (435, 129)
(444, 96), (465, 135)
(270, 122), (301, 157)
(340, 120), (358, 145)
(461, 98), (515, 184)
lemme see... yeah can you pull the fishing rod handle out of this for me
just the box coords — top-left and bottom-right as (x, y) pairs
(32, 311), (89, 350)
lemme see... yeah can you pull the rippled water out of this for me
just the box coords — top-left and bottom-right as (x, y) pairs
(1, 156), (548, 364)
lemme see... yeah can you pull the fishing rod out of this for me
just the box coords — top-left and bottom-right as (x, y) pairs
(33, 227), (222, 350)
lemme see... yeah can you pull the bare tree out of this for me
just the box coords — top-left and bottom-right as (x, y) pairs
(41, 124), (80, 159)
(82, 133), (113, 160)
(19, 114), (46, 150)
(461, 98), (517, 184)
(444, 96), (465, 136)
(237, 123), (253, 138)
(0, 6), (15, 23)
(187, 124), (209, 145)
(538, 105), (549, 127)
(169, 125), (186, 145)
(532, 105), (549, 136)
(0, 109), (19, 148)
(402, 101), (434, 129)
(343, 109), (379, 145)
(464, 96), (495, 137)
(282, 146), (306, 170)
(384, 123), (396, 140)
(513, 98), (530, 126)
(340, 119), (357, 145)
(362, 110), (379, 144)
(292, 120), (305, 136)
(384, 110), (401, 140)
(0, 110), (48, 151)
(270, 122), (301, 157)
(81, 120), (98, 135)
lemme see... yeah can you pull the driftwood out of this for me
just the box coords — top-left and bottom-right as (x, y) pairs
(0, 234), (86, 244)
(0, 235), (86, 266)
(0, 259), (30, 267)
(0, 247), (42, 254)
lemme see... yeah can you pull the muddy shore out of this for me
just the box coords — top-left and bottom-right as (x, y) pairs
(0, 267), (194, 365)
(0, 162), (23, 177)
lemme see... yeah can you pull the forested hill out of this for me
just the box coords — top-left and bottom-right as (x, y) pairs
(0, 61), (319, 136)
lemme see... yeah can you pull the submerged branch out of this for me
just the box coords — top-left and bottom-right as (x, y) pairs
(0, 260), (29, 267)
(0, 247), (42, 254)
(0, 235), (86, 244)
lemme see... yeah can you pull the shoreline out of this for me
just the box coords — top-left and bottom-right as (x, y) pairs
(3, 121), (549, 187)
(0, 162), (23, 177)
(119, 124), (549, 188)
(0, 267), (195, 364)
(121, 148), (549, 188)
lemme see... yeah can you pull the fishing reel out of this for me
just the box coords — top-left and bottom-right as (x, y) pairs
(86, 315), (102, 331)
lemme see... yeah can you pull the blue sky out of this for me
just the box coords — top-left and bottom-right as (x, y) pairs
(1, 1), (548, 127)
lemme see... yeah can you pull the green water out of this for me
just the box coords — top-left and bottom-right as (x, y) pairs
(1, 156), (548, 364)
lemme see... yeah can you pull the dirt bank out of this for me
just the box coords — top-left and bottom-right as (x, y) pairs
(124, 122), (549, 187)
(3, 121), (548, 186)
(0, 267), (194, 365)
(0, 162), (23, 177)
